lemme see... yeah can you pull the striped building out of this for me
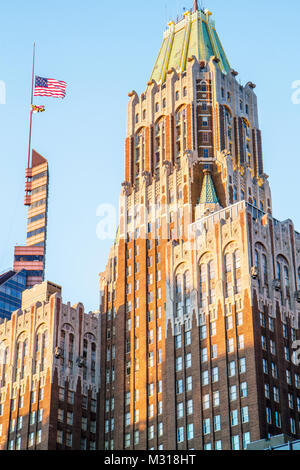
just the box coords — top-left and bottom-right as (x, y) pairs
(13, 150), (49, 289)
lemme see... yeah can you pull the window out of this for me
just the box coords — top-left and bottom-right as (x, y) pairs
(187, 423), (194, 440)
(125, 412), (131, 426)
(202, 370), (209, 386)
(243, 432), (251, 450)
(177, 427), (184, 443)
(240, 382), (248, 398)
(186, 376), (192, 392)
(176, 379), (183, 395)
(66, 432), (72, 447)
(230, 385), (237, 402)
(261, 336), (267, 350)
(203, 394), (210, 410)
(238, 335), (244, 350)
(286, 369), (292, 385)
(265, 384), (270, 399)
(125, 433), (130, 448)
(226, 315), (233, 330)
(228, 361), (236, 377)
(212, 367), (219, 383)
(185, 331), (191, 345)
(232, 436), (240, 450)
(185, 353), (192, 368)
(57, 430), (63, 445)
(290, 418), (296, 435)
(28, 432), (34, 447)
(214, 415), (221, 432)
(211, 344), (218, 359)
(187, 400), (193, 415)
(203, 418), (210, 435)
(266, 407), (272, 424)
(213, 391), (220, 407)
(275, 411), (282, 428)
(231, 410), (238, 427)
(215, 440), (222, 450)
(201, 348), (208, 363)
(273, 387), (280, 403)
(210, 322), (216, 337)
(239, 358), (246, 374)
(271, 363), (278, 379)
(288, 393), (294, 409)
(242, 407), (249, 423)
(227, 338), (234, 353)
(200, 325), (207, 340)
(177, 402), (184, 419)
(67, 412), (73, 426)
(263, 359), (268, 374)
(16, 437), (21, 450)
(270, 339), (276, 355)
(175, 334), (182, 349)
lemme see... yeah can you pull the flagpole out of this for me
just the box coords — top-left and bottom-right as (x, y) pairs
(26, 42), (35, 171)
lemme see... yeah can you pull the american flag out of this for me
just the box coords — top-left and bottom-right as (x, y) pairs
(34, 76), (67, 99)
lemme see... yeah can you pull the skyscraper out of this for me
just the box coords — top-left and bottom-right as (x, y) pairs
(99, 6), (300, 451)
(13, 149), (49, 289)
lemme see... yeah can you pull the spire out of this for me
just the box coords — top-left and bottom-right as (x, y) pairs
(199, 168), (219, 204)
(150, 8), (230, 84)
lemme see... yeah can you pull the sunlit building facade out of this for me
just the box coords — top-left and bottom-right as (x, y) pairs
(0, 281), (101, 450)
(99, 4), (300, 451)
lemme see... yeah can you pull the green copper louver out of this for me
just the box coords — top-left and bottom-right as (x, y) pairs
(199, 171), (219, 204)
(150, 9), (230, 84)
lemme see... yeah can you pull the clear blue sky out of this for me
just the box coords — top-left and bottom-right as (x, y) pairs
(0, 0), (300, 312)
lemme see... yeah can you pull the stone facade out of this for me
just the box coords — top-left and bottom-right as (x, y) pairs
(0, 281), (101, 450)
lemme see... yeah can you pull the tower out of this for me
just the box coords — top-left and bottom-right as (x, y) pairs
(13, 149), (49, 289)
(99, 7), (300, 451)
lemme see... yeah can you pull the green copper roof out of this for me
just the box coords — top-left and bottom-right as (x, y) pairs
(150, 9), (230, 84)
(199, 171), (219, 204)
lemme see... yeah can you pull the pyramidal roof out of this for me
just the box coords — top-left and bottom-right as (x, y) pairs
(150, 6), (230, 84)
(199, 169), (219, 204)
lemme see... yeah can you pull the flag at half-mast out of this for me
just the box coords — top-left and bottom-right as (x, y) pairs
(34, 76), (67, 99)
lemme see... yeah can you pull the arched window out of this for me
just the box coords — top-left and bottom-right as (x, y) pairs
(262, 254), (268, 286)
(276, 262), (281, 281)
(208, 261), (216, 305)
(225, 254), (231, 273)
(234, 250), (241, 270)
(199, 264), (207, 308)
(69, 334), (74, 375)
(91, 343), (96, 384)
(184, 271), (191, 315)
(175, 274), (182, 316)
(175, 106), (187, 163)
(154, 118), (166, 173)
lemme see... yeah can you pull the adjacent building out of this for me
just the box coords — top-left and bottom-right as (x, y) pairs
(0, 281), (101, 450)
(99, 5), (300, 450)
(13, 149), (49, 289)
(0, 270), (27, 321)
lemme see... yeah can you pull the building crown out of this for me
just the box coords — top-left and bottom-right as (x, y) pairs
(150, 6), (230, 84)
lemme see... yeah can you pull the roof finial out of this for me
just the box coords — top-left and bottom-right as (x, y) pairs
(194, 0), (198, 12)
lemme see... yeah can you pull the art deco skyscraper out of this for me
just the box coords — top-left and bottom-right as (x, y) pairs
(99, 5), (300, 451)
